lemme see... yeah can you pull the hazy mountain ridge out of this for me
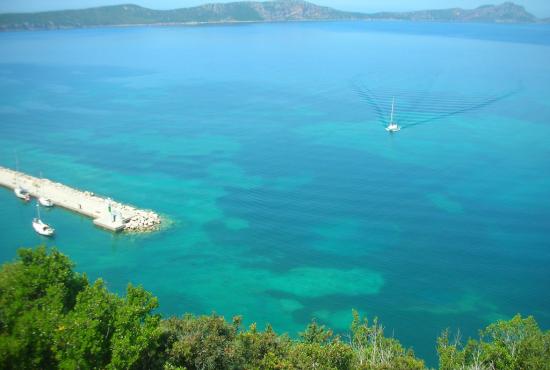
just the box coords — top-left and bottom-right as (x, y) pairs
(0, 0), (544, 31)
(369, 2), (537, 23)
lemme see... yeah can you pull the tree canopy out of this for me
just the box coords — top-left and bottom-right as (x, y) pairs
(0, 246), (548, 369)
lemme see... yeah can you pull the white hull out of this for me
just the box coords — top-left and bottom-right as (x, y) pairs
(32, 218), (55, 236)
(14, 187), (30, 201)
(385, 125), (401, 133)
(39, 197), (54, 207)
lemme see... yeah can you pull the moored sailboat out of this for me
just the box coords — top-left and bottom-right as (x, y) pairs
(13, 151), (31, 201)
(32, 202), (55, 237)
(14, 186), (30, 202)
(37, 173), (54, 207)
(38, 197), (54, 207)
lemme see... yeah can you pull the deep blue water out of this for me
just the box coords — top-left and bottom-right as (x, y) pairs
(1, 21), (549, 365)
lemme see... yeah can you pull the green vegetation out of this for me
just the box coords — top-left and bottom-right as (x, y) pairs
(0, 1), (541, 31)
(438, 316), (550, 370)
(1, 247), (549, 369)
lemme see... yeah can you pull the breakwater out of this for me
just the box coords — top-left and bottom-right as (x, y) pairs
(0, 166), (161, 233)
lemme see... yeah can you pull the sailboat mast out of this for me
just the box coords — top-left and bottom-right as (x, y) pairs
(14, 150), (19, 187)
(390, 97), (395, 123)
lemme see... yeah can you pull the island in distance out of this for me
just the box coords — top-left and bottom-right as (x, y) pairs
(0, 0), (548, 31)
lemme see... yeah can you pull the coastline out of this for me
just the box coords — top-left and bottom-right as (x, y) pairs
(2, 17), (548, 33)
(0, 18), (361, 32)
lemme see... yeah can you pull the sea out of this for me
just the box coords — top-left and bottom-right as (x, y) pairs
(1, 21), (549, 364)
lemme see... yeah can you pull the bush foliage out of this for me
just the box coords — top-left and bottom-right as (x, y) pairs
(0, 247), (548, 369)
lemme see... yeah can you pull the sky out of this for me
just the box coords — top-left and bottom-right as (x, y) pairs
(0, 0), (549, 17)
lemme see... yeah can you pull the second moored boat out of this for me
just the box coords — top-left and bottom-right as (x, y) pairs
(37, 172), (54, 207)
(39, 196), (54, 207)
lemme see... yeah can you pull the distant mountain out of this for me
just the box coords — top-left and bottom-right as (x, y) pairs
(0, 0), (543, 31)
(369, 2), (537, 23)
(0, 1), (362, 31)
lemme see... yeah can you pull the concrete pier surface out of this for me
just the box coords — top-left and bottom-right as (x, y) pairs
(0, 166), (161, 233)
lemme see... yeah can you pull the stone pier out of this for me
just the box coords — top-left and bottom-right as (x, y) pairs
(0, 166), (161, 233)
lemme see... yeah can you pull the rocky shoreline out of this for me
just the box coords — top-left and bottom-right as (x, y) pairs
(115, 204), (163, 233)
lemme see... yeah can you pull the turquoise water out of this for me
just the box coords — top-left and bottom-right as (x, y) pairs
(1, 21), (549, 364)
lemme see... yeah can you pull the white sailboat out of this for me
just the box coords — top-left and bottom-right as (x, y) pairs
(38, 172), (53, 207)
(385, 97), (401, 133)
(14, 187), (31, 202)
(13, 151), (31, 202)
(32, 202), (55, 237)
(39, 197), (54, 207)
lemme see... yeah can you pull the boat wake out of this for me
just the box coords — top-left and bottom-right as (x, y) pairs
(351, 81), (521, 130)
